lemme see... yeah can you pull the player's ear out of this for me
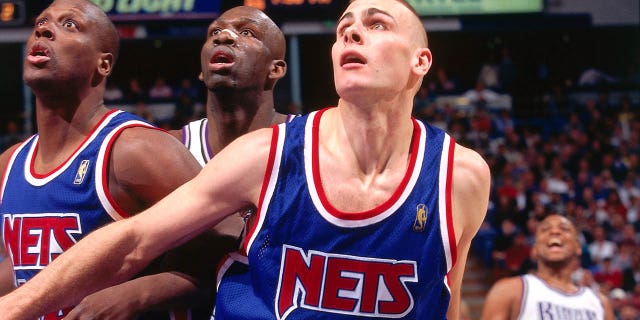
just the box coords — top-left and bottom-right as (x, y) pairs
(198, 71), (204, 82)
(97, 52), (114, 77)
(412, 48), (432, 77)
(268, 59), (287, 81)
(265, 60), (287, 90)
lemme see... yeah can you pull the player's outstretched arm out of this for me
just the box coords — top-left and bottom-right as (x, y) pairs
(0, 255), (14, 296)
(0, 128), (274, 320)
(446, 144), (491, 320)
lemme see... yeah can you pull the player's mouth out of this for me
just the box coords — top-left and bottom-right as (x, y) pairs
(547, 238), (564, 250)
(209, 51), (235, 71)
(340, 51), (367, 68)
(27, 44), (51, 65)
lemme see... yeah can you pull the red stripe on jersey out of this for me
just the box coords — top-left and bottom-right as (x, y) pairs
(312, 109), (422, 221)
(30, 110), (119, 179)
(100, 123), (160, 219)
(445, 137), (457, 267)
(242, 125), (280, 253)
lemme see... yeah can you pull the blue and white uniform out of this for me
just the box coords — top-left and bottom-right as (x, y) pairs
(214, 108), (457, 319)
(0, 110), (155, 320)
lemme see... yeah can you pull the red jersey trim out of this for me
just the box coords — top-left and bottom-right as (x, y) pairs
(29, 110), (118, 179)
(311, 109), (422, 221)
(243, 125), (280, 254)
(445, 137), (457, 267)
(97, 122), (160, 220)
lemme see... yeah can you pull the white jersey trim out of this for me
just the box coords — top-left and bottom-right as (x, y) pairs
(24, 111), (121, 187)
(0, 137), (33, 203)
(95, 118), (155, 221)
(246, 123), (286, 257)
(438, 134), (454, 273)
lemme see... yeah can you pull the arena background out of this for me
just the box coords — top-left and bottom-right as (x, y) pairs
(0, 0), (639, 318)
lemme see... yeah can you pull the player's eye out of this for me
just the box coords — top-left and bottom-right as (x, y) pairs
(240, 29), (255, 37)
(63, 20), (77, 29)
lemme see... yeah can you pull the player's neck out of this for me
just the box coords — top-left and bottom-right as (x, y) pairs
(206, 94), (276, 154)
(33, 98), (108, 170)
(534, 266), (577, 294)
(329, 101), (414, 175)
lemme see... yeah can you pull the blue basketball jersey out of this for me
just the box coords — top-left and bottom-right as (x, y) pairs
(215, 108), (457, 319)
(0, 109), (154, 320)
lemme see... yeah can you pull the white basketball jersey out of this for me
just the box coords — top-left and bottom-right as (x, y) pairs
(519, 274), (604, 320)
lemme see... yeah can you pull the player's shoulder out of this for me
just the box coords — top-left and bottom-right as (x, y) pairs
(490, 275), (525, 292)
(453, 143), (490, 177)
(452, 143), (491, 198)
(108, 124), (197, 170)
(485, 275), (525, 307)
(0, 143), (25, 179)
(450, 142), (491, 230)
(231, 127), (277, 153)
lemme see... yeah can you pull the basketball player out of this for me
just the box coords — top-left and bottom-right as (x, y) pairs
(171, 6), (293, 240)
(0, 0), (201, 319)
(60, 7), (294, 320)
(0, 1), (490, 319)
(481, 214), (615, 320)
(165, 6), (295, 318)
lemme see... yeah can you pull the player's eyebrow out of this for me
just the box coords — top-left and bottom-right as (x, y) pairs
(337, 7), (396, 25)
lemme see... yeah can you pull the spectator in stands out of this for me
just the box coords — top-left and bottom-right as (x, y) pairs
(589, 225), (618, 267)
(173, 77), (201, 101)
(429, 66), (457, 95)
(132, 99), (156, 124)
(609, 288), (628, 319)
(412, 85), (435, 118)
(622, 250), (640, 292)
(172, 92), (196, 128)
(618, 305), (639, 320)
(124, 77), (147, 102)
(573, 264), (601, 293)
(491, 219), (519, 277)
(148, 76), (173, 99)
(629, 283), (640, 310)
(478, 53), (500, 90)
(492, 109), (514, 138)
(594, 256), (624, 289)
(464, 81), (500, 109)
(498, 46), (517, 93)
(504, 232), (531, 275)
(104, 80), (123, 102)
(618, 96), (636, 141)
(0, 120), (25, 152)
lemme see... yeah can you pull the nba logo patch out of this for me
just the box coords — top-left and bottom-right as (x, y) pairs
(74, 160), (90, 185)
(413, 204), (427, 232)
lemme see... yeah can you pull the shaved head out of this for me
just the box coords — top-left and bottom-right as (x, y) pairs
(219, 6), (286, 61)
(54, 0), (120, 65)
(349, 0), (427, 47)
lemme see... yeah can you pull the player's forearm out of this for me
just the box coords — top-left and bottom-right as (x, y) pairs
(81, 272), (204, 313)
(0, 220), (148, 319)
(0, 258), (15, 296)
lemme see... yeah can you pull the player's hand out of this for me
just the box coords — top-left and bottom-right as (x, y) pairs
(65, 288), (141, 320)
